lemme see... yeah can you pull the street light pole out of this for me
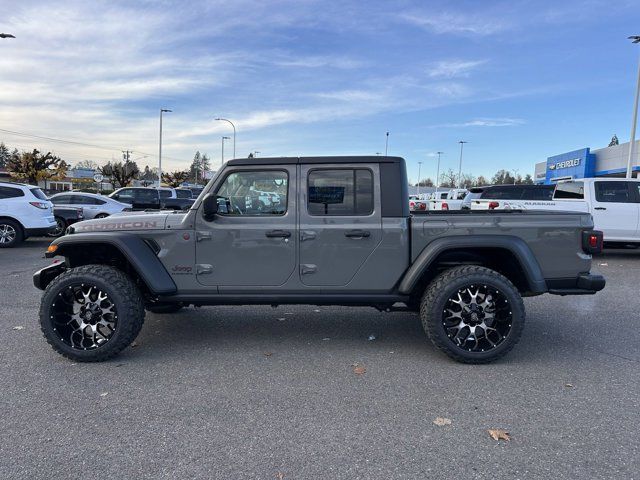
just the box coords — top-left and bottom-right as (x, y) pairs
(626, 35), (640, 179)
(385, 132), (390, 156)
(436, 151), (443, 192)
(158, 108), (172, 188)
(417, 162), (422, 196)
(458, 141), (468, 188)
(215, 118), (236, 159)
(221, 136), (230, 165)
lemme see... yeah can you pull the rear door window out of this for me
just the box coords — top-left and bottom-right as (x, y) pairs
(0, 186), (24, 199)
(307, 169), (373, 216)
(594, 181), (633, 203)
(480, 186), (524, 200)
(554, 182), (584, 199)
(521, 186), (554, 200)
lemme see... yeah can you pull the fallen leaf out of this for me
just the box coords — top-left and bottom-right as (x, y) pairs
(12, 326), (24, 331)
(599, 263), (608, 266)
(277, 317), (286, 321)
(353, 364), (366, 375)
(263, 352), (273, 357)
(276, 472), (285, 480)
(433, 417), (452, 426)
(100, 392), (108, 397)
(368, 334), (376, 341)
(488, 429), (511, 441)
(322, 337), (330, 341)
(565, 383), (574, 388)
(130, 341), (139, 348)
(313, 309), (320, 313)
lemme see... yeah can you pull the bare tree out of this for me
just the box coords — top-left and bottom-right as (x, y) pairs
(100, 161), (139, 188)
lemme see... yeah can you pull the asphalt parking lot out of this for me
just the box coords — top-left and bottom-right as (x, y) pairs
(1, 239), (639, 479)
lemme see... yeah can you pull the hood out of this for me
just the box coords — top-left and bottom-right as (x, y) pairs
(71, 212), (175, 233)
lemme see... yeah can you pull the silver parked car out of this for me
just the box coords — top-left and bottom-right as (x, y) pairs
(49, 192), (131, 219)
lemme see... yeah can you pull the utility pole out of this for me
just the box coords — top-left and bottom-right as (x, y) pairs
(436, 151), (443, 193)
(458, 141), (468, 188)
(385, 132), (390, 156)
(221, 136), (230, 165)
(626, 35), (640, 178)
(158, 108), (172, 188)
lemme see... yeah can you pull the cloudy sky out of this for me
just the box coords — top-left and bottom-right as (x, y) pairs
(1, 0), (639, 182)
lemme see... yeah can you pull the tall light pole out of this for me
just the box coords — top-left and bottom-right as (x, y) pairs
(385, 132), (390, 156)
(417, 162), (423, 196)
(457, 141), (468, 188)
(221, 136), (230, 165)
(512, 169), (520, 184)
(158, 108), (172, 187)
(215, 118), (236, 159)
(626, 35), (640, 179)
(435, 151), (443, 192)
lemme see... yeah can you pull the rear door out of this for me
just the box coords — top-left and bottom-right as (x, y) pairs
(298, 164), (382, 286)
(590, 181), (640, 241)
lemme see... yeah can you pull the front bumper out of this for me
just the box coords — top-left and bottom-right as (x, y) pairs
(547, 273), (606, 296)
(25, 226), (57, 238)
(33, 261), (65, 290)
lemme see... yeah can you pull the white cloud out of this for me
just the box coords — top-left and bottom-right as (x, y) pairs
(428, 60), (487, 78)
(430, 118), (525, 128)
(398, 11), (508, 36)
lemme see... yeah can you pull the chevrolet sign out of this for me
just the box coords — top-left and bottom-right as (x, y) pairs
(548, 158), (580, 170)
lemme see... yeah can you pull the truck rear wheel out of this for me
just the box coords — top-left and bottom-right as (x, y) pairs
(420, 266), (525, 364)
(39, 265), (145, 362)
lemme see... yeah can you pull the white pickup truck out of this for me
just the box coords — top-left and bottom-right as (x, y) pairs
(428, 188), (468, 211)
(468, 178), (640, 245)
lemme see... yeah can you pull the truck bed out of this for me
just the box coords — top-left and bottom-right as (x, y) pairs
(410, 210), (594, 280)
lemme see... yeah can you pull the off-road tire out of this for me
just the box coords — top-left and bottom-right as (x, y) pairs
(0, 219), (23, 248)
(39, 265), (145, 362)
(146, 303), (184, 314)
(420, 265), (525, 364)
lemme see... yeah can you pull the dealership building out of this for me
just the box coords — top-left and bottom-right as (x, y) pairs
(534, 139), (640, 184)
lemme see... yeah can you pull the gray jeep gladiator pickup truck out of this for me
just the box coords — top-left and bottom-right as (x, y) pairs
(34, 156), (605, 364)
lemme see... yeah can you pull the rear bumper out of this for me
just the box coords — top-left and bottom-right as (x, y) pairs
(547, 273), (606, 296)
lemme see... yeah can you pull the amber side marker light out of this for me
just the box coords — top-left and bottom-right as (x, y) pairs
(47, 245), (58, 254)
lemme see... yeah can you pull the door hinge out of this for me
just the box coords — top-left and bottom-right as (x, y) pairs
(196, 264), (213, 275)
(196, 231), (212, 242)
(300, 264), (317, 275)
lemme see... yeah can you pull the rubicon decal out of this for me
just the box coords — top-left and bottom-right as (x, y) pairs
(77, 221), (158, 231)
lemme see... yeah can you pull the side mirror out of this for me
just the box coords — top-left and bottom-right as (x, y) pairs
(202, 193), (218, 220)
(111, 193), (119, 199)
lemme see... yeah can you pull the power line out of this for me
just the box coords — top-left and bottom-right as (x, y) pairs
(0, 127), (187, 163)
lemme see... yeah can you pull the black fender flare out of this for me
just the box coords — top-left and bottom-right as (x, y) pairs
(398, 235), (547, 295)
(42, 232), (177, 295)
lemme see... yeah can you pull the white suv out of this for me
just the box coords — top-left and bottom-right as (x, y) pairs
(0, 182), (56, 247)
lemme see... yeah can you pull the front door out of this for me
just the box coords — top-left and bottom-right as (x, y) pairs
(195, 166), (297, 287)
(298, 164), (382, 286)
(591, 181), (640, 241)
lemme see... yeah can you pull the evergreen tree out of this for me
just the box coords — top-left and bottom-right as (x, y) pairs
(0, 142), (10, 168)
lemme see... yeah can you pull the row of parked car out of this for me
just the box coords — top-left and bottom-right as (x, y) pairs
(411, 178), (640, 245)
(0, 183), (201, 247)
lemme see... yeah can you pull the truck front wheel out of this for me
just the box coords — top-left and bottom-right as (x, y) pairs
(39, 265), (145, 362)
(420, 266), (525, 364)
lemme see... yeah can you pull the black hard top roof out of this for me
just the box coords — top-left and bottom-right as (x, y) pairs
(226, 155), (404, 166)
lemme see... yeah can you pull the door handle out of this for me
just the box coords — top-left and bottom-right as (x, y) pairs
(265, 229), (292, 238)
(345, 229), (371, 238)
(594, 207), (606, 210)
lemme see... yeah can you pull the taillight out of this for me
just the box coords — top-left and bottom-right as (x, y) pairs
(488, 201), (499, 210)
(582, 230), (603, 254)
(77, 208), (84, 219)
(409, 201), (415, 208)
(441, 202), (449, 210)
(418, 203), (426, 210)
(29, 201), (49, 209)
